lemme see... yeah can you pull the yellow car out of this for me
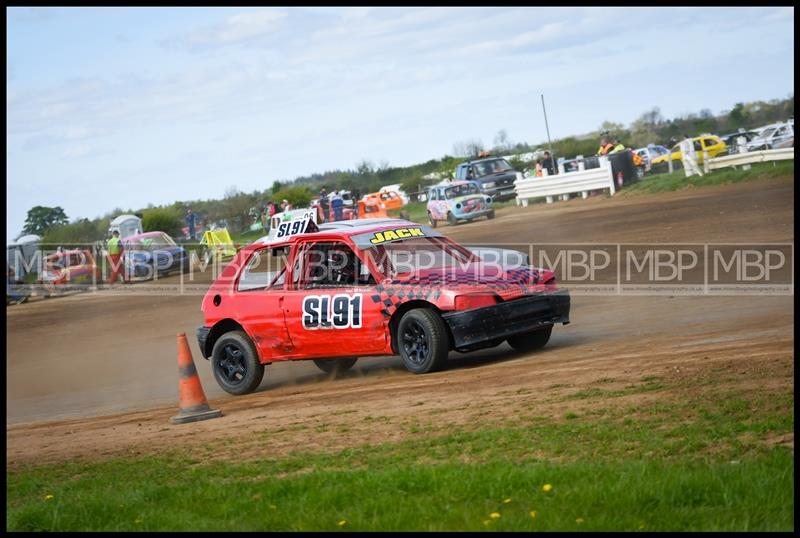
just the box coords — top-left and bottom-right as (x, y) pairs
(651, 135), (727, 165)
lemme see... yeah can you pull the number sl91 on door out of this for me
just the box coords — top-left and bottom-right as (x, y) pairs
(196, 217), (570, 395)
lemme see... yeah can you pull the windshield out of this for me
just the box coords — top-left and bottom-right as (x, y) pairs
(370, 237), (474, 278)
(127, 233), (176, 250)
(473, 159), (512, 176)
(445, 183), (480, 199)
(760, 127), (777, 139)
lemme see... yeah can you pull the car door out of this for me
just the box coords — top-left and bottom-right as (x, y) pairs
(429, 188), (448, 220)
(231, 246), (295, 361)
(280, 240), (388, 359)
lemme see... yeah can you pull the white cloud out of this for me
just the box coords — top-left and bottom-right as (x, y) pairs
(161, 9), (287, 51)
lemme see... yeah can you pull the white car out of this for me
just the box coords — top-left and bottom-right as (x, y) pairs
(634, 144), (671, 171)
(747, 122), (794, 151)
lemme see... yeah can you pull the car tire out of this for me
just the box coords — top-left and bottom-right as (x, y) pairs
(313, 357), (358, 375)
(507, 325), (553, 353)
(487, 210), (495, 220)
(211, 330), (265, 395)
(397, 309), (449, 374)
(447, 212), (458, 226)
(428, 212), (437, 228)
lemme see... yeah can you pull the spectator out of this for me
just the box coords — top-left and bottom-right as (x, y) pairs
(331, 191), (344, 221)
(268, 200), (277, 218)
(280, 199), (292, 212)
(534, 160), (544, 177)
(319, 188), (330, 222)
(106, 230), (128, 285)
(185, 208), (198, 240)
(260, 203), (269, 232)
(542, 151), (557, 175)
(597, 136), (615, 156)
(609, 138), (626, 154)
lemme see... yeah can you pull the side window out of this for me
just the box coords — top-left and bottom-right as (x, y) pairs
(693, 140), (702, 152)
(69, 253), (82, 267)
(456, 166), (464, 180)
(297, 242), (374, 290)
(237, 248), (287, 291)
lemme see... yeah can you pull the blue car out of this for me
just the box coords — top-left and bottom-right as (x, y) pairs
(426, 180), (495, 227)
(123, 231), (190, 279)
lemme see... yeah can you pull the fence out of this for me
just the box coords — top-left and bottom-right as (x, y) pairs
(705, 147), (794, 172)
(514, 158), (615, 206)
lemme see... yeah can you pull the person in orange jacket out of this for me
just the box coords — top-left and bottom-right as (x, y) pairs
(597, 136), (615, 156)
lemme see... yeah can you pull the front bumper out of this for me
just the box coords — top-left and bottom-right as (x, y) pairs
(197, 326), (211, 359)
(453, 207), (494, 220)
(442, 290), (570, 349)
(483, 186), (517, 201)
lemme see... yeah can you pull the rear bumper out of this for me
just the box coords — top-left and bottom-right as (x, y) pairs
(197, 326), (211, 359)
(442, 290), (570, 349)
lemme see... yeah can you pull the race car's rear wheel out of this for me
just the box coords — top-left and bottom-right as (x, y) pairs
(428, 212), (437, 228)
(397, 309), (449, 374)
(211, 331), (264, 395)
(313, 357), (358, 375)
(506, 325), (553, 353)
(487, 210), (495, 220)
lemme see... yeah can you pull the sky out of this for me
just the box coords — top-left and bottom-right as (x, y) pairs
(6, 6), (794, 241)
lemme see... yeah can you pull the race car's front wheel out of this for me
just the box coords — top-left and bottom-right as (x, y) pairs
(397, 309), (449, 374)
(428, 212), (437, 228)
(313, 357), (358, 375)
(211, 331), (265, 395)
(447, 212), (458, 226)
(506, 325), (553, 353)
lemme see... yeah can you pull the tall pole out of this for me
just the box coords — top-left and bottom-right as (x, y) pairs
(541, 94), (557, 174)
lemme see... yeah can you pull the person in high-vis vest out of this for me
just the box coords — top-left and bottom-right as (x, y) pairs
(597, 137), (615, 156)
(106, 230), (128, 285)
(609, 139), (626, 154)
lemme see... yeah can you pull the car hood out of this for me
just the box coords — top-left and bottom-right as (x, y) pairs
(386, 263), (555, 299)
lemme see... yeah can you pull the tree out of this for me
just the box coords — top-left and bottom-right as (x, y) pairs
(21, 206), (68, 237)
(452, 139), (485, 158)
(271, 180), (284, 194)
(493, 129), (511, 152)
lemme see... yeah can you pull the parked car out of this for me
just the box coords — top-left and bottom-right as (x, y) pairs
(634, 145), (671, 171)
(361, 191), (406, 212)
(746, 122), (794, 151)
(197, 218), (570, 395)
(123, 231), (190, 279)
(38, 248), (101, 294)
(426, 180), (494, 227)
(454, 156), (519, 201)
(379, 184), (410, 205)
(720, 130), (760, 154)
(651, 135), (727, 165)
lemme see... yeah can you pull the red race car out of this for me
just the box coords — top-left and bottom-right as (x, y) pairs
(197, 217), (570, 395)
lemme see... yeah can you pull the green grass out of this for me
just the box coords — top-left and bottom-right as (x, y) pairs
(624, 160), (794, 194)
(7, 383), (793, 531)
(7, 451), (792, 532)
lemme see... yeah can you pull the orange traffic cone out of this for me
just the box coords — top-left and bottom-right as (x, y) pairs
(170, 333), (223, 424)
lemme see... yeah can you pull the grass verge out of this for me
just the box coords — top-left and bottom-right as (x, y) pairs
(624, 160), (794, 194)
(7, 379), (793, 531)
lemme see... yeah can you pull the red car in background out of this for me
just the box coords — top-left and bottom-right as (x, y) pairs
(39, 249), (101, 294)
(197, 217), (570, 395)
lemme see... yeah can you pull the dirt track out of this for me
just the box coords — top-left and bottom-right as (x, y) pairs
(6, 177), (794, 465)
